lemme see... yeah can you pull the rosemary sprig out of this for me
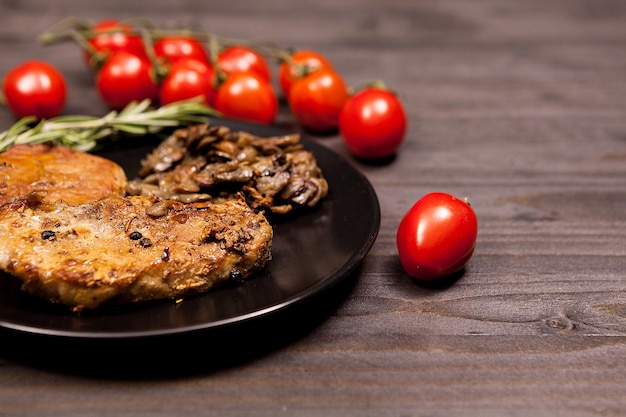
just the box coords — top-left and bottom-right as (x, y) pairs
(0, 99), (221, 153)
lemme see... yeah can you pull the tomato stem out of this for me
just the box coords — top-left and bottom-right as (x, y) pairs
(37, 16), (93, 45)
(135, 27), (170, 84)
(207, 34), (227, 87)
(349, 79), (388, 94)
(38, 17), (116, 70)
(38, 18), (296, 68)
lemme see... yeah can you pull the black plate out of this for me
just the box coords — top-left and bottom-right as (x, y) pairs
(0, 119), (380, 339)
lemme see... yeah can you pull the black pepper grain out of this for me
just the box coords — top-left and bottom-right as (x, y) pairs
(229, 269), (244, 286)
(139, 237), (152, 248)
(41, 230), (56, 240)
(129, 231), (143, 240)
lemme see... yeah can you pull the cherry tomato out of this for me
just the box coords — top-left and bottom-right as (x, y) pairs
(2, 60), (67, 119)
(214, 72), (277, 124)
(84, 19), (146, 69)
(96, 51), (158, 110)
(278, 49), (333, 98)
(288, 68), (348, 133)
(217, 46), (271, 82)
(396, 192), (478, 280)
(153, 36), (210, 66)
(158, 58), (216, 106)
(339, 86), (407, 159)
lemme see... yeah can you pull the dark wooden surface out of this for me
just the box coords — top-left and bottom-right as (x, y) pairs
(1, 1), (626, 416)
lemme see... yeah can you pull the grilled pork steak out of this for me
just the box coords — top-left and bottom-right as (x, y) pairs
(0, 144), (127, 206)
(0, 195), (272, 311)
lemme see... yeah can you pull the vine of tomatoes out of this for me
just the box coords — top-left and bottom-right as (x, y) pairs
(7, 17), (407, 159)
(2, 19), (410, 157)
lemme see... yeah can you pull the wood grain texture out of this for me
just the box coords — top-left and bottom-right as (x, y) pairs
(1, 0), (626, 416)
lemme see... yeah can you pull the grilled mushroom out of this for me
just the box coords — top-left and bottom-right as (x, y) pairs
(127, 123), (328, 215)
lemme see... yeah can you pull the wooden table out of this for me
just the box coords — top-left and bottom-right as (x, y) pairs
(1, 1), (625, 415)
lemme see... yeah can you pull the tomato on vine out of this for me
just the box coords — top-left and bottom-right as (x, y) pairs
(278, 49), (333, 98)
(153, 35), (210, 66)
(2, 60), (67, 119)
(339, 85), (407, 159)
(396, 192), (478, 280)
(158, 58), (216, 106)
(217, 45), (271, 82)
(96, 50), (158, 110)
(214, 72), (277, 124)
(288, 68), (348, 133)
(84, 19), (146, 69)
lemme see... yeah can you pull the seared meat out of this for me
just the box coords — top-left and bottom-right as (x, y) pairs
(0, 144), (127, 206)
(126, 123), (328, 215)
(0, 195), (272, 311)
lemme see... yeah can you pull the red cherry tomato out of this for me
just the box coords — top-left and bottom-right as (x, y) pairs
(84, 19), (146, 69)
(213, 72), (277, 124)
(396, 192), (478, 280)
(96, 51), (158, 110)
(278, 49), (333, 98)
(2, 60), (67, 119)
(217, 46), (271, 82)
(153, 36), (210, 66)
(288, 68), (348, 133)
(339, 86), (407, 159)
(158, 58), (216, 106)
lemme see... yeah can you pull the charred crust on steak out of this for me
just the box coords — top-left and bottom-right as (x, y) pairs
(126, 123), (329, 215)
